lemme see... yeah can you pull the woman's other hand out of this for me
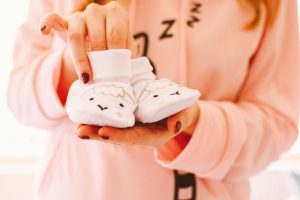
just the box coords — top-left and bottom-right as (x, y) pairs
(76, 103), (200, 148)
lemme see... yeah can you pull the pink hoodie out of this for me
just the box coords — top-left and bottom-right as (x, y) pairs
(7, 0), (299, 199)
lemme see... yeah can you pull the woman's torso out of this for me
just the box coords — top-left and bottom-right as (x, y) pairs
(36, 0), (265, 199)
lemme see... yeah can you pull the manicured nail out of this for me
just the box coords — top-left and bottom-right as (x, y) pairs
(175, 121), (182, 134)
(101, 136), (109, 140)
(40, 24), (46, 31)
(137, 44), (140, 55)
(80, 136), (90, 140)
(81, 73), (89, 83)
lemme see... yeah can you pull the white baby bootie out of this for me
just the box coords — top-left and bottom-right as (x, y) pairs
(66, 49), (137, 128)
(131, 57), (200, 123)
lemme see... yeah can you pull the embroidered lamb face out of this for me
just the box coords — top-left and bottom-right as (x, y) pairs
(86, 85), (135, 118)
(133, 78), (200, 123)
(91, 88), (135, 117)
(137, 79), (184, 105)
(68, 82), (136, 121)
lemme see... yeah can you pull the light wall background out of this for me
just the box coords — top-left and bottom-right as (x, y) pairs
(0, 1), (299, 200)
(0, 1), (45, 161)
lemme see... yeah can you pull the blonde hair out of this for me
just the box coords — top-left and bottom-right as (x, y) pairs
(238, 0), (280, 29)
(77, 0), (95, 11)
(78, 0), (280, 30)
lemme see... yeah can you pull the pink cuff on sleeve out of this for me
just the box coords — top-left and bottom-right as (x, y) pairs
(154, 101), (246, 179)
(36, 46), (67, 120)
(154, 101), (210, 171)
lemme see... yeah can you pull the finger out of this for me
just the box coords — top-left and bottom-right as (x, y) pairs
(75, 124), (86, 130)
(98, 124), (172, 147)
(76, 125), (100, 140)
(127, 34), (139, 58)
(167, 103), (200, 135)
(85, 4), (107, 51)
(40, 12), (68, 40)
(67, 13), (93, 83)
(106, 2), (129, 49)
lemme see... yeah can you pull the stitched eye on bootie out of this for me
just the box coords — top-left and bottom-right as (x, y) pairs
(170, 91), (180, 96)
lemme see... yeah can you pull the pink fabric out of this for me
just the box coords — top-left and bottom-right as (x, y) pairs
(7, 0), (299, 199)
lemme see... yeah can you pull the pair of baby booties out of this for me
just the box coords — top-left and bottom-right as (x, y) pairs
(66, 49), (200, 128)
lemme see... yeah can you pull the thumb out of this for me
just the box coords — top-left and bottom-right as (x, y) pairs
(167, 103), (200, 135)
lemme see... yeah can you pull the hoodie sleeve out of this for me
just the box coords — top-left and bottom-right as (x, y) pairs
(7, 0), (68, 129)
(154, 0), (299, 181)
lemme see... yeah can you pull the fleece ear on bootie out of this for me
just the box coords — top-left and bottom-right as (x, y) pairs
(66, 49), (137, 128)
(131, 57), (201, 123)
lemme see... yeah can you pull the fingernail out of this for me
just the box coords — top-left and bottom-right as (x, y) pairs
(80, 136), (90, 140)
(40, 24), (46, 31)
(101, 136), (109, 140)
(137, 44), (140, 55)
(81, 73), (89, 84)
(175, 121), (182, 134)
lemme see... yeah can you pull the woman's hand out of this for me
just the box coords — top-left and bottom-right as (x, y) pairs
(39, 2), (138, 103)
(76, 103), (200, 147)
